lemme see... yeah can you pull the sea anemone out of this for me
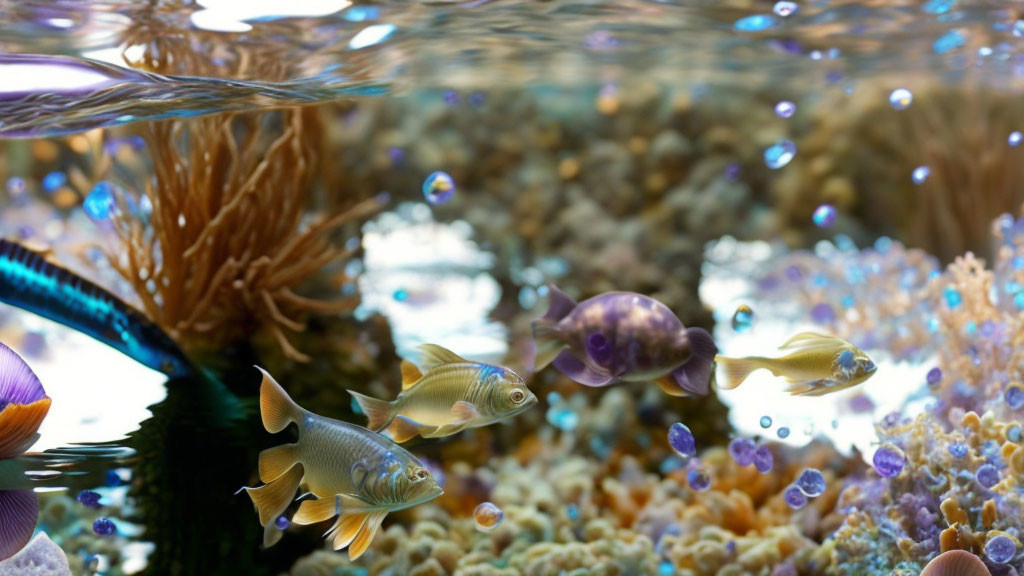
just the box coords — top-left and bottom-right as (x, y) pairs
(102, 109), (386, 362)
(0, 342), (50, 458)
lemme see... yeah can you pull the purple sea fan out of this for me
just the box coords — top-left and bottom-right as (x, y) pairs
(0, 342), (51, 458)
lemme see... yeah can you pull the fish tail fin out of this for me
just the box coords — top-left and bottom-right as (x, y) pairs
(531, 285), (575, 370)
(714, 356), (763, 391)
(348, 511), (387, 560)
(240, 463), (304, 547)
(675, 327), (718, 396)
(258, 443), (298, 483)
(347, 390), (394, 431)
(256, 367), (304, 434)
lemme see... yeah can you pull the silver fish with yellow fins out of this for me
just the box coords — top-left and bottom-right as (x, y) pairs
(349, 344), (537, 443)
(241, 368), (443, 559)
(714, 332), (877, 396)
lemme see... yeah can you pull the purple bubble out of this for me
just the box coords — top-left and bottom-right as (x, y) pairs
(926, 367), (942, 386)
(784, 485), (807, 509)
(795, 468), (826, 497)
(976, 464), (1000, 489)
(93, 518), (116, 536)
(729, 438), (757, 466)
(753, 446), (774, 473)
(77, 490), (102, 509)
(810, 303), (836, 324)
(872, 446), (905, 478)
(667, 423), (696, 458)
(275, 515), (290, 530)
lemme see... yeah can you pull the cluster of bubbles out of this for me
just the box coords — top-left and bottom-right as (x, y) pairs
(545, 392), (579, 432)
(728, 437), (774, 473)
(783, 468), (827, 509)
(667, 423), (713, 491)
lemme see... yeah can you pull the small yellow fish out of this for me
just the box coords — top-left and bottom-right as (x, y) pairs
(349, 344), (537, 443)
(241, 368), (443, 559)
(714, 332), (877, 396)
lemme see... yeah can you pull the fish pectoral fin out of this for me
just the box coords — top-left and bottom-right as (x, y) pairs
(655, 375), (690, 397)
(258, 443), (298, 483)
(552, 351), (614, 387)
(451, 401), (481, 421)
(424, 421), (470, 438)
(384, 415), (431, 443)
(785, 380), (831, 396)
(416, 344), (470, 371)
(327, 512), (369, 550)
(294, 496), (339, 525)
(348, 511), (388, 560)
(400, 361), (423, 389)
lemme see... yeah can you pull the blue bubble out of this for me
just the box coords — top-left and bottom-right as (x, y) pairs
(812, 204), (837, 228)
(1005, 385), (1024, 409)
(659, 561), (675, 576)
(949, 442), (968, 459)
(777, 427), (791, 439)
(773, 1), (798, 17)
(567, 504), (580, 521)
(275, 515), (290, 530)
(923, 0), (954, 13)
(764, 140), (797, 169)
(686, 468), (711, 491)
(84, 182), (117, 221)
(760, 415), (772, 428)
(943, 286), (962, 309)
(547, 405), (579, 432)
(77, 490), (102, 509)
(731, 305), (754, 332)
(733, 14), (778, 32)
(912, 166), (931, 184)
(42, 171), (66, 192)
(422, 171), (456, 205)
(1009, 132), (1023, 147)
(933, 30), (965, 54)
(393, 289), (408, 302)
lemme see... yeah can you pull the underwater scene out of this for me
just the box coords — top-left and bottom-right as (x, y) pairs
(3, 1), (1024, 575)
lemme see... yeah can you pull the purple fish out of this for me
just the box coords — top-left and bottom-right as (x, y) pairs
(0, 490), (38, 561)
(0, 342), (51, 459)
(531, 285), (718, 396)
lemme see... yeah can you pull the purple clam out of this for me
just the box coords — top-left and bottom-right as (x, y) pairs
(0, 342), (51, 459)
(0, 490), (38, 561)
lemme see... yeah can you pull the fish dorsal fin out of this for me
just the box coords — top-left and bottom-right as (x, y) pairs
(400, 361), (423, 390)
(778, 332), (841, 350)
(416, 344), (470, 371)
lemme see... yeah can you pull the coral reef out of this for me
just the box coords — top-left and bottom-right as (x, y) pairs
(0, 532), (72, 576)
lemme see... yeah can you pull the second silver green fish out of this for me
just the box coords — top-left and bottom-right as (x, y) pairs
(349, 344), (538, 443)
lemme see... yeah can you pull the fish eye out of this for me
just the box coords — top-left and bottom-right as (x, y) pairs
(412, 467), (430, 481)
(509, 389), (526, 404)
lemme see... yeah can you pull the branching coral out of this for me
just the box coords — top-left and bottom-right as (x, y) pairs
(104, 109), (386, 361)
